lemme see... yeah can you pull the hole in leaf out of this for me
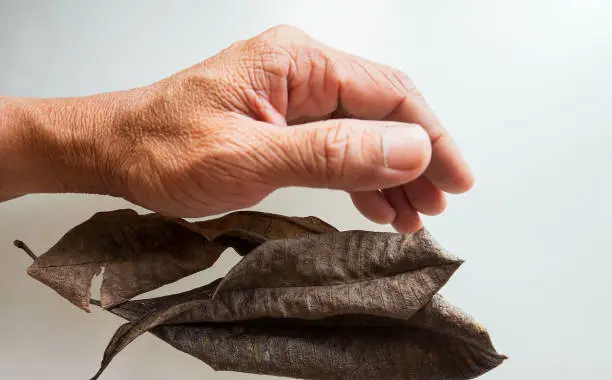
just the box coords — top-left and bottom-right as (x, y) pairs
(131, 248), (242, 301)
(90, 266), (105, 301)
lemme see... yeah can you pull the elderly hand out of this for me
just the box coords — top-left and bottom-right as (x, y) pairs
(0, 25), (473, 233)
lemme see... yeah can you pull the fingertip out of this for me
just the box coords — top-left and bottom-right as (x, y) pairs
(419, 192), (447, 216)
(403, 178), (447, 216)
(426, 137), (475, 194)
(392, 215), (423, 234)
(455, 170), (475, 193)
(351, 191), (396, 224)
(439, 169), (475, 194)
(383, 187), (422, 233)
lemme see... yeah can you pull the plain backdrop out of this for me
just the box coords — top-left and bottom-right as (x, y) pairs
(1, 1), (611, 379)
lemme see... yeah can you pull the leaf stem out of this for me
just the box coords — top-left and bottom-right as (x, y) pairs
(13, 240), (37, 260)
(90, 299), (102, 307)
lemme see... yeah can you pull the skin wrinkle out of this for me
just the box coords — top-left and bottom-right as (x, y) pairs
(234, 63), (263, 117)
(322, 123), (343, 188)
(169, 168), (211, 214)
(306, 51), (336, 118)
(246, 129), (287, 179)
(242, 42), (291, 119)
(380, 65), (412, 95)
(288, 66), (312, 116)
(284, 51), (339, 125)
(265, 128), (305, 186)
(319, 53), (332, 112)
(285, 61), (310, 117)
(284, 48), (326, 118)
(356, 60), (383, 92)
(379, 69), (415, 121)
(294, 50), (321, 116)
(310, 126), (332, 187)
(194, 141), (268, 206)
(272, 126), (310, 186)
(355, 61), (405, 120)
(338, 125), (353, 184)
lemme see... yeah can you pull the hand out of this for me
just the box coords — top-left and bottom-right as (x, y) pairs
(1, 25), (473, 233)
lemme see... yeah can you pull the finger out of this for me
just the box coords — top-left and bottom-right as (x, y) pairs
(350, 190), (396, 224)
(383, 87), (474, 194)
(383, 186), (422, 233)
(330, 56), (474, 194)
(402, 177), (447, 216)
(247, 119), (432, 192)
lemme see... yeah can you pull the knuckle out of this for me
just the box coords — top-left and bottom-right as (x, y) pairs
(251, 24), (312, 56)
(249, 43), (292, 81)
(227, 39), (246, 51)
(244, 33), (299, 79)
(245, 25), (327, 89)
(263, 24), (309, 42)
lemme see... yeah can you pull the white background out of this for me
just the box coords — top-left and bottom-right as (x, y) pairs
(1, 1), (611, 379)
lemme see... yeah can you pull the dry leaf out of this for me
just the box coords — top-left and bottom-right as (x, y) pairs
(187, 210), (338, 241)
(26, 209), (335, 311)
(90, 229), (504, 379)
(103, 286), (505, 379)
(176, 210), (338, 255)
(26, 209), (225, 311)
(19, 209), (505, 379)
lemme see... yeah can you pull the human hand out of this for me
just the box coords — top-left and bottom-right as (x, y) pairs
(1, 25), (473, 233)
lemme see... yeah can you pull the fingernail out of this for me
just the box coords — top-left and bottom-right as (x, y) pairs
(382, 126), (431, 171)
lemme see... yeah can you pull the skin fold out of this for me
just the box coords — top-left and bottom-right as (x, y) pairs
(0, 25), (473, 233)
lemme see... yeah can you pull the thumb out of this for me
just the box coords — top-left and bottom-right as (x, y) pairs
(254, 119), (432, 191)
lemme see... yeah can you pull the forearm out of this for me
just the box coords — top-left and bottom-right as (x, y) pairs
(0, 91), (146, 201)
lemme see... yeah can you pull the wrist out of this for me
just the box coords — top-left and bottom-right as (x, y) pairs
(0, 89), (151, 199)
(0, 97), (34, 200)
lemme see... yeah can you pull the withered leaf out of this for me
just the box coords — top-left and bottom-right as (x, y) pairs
(20, 209), (505, 379)
(26, 209), (335, 311)
(103, 285), (505, 379)
(26, 209), (224, 312)
(176, 210), (338, 255)
(91, 229), (493, 379)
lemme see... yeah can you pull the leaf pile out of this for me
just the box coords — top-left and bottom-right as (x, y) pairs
(20, 209), (506, 379)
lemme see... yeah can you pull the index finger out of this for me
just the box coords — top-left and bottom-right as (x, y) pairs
(327, 50), (474, 193)
(248, 25), (473, 193)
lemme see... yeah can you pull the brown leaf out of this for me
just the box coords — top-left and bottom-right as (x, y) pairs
(91, 229), (472, 379)
(207, 229), (463, 322)
(21, 209), (505, 379)
(148, 316), (503, 379)
(26, 209), (225, 311)
(177, 210), (338, 255)
(104, 288), (505, 379)
(26, 209), (335, 312)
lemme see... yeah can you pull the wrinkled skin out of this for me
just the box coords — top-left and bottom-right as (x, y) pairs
(0, 25), (473, 232)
